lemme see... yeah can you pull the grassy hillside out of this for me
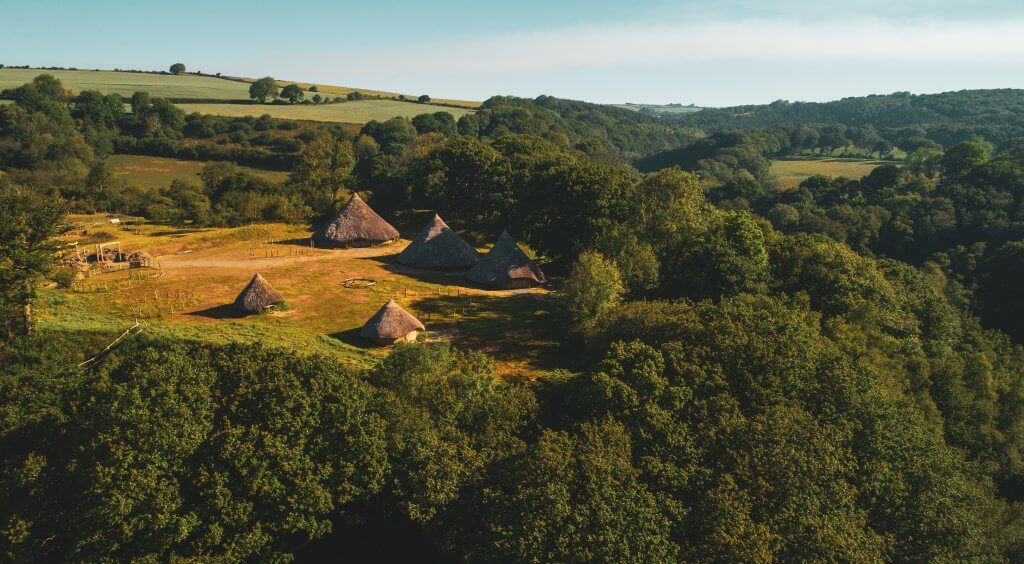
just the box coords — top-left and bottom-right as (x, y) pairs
(108, 155), (289, 188)
(0, 68), (480, 109)
(177, 100), (474, 124)
(0, 68), (250, 99)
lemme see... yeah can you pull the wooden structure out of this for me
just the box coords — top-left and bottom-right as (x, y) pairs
(94, 241), (123, 264)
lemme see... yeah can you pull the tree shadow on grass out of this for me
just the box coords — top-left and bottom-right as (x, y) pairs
(411, 292), (572, 374)
(325, 327), (379, 350)
(149, 229), (194, 238)
(269, 237), (315, 247)
(363, 253), (473, 286)
(187, 303), (248, 319)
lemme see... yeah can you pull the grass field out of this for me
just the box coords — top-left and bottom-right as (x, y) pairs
(0, 68), (251, 99)
(40, 216), (561, 378)
(176, 100), (474, 124)
(771, 157), (885, 188)
(108, 155), (289, 188)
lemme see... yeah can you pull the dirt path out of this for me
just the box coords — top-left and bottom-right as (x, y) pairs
(157, 254), (332, 270)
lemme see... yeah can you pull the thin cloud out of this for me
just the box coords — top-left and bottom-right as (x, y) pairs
(331, 18), (1024, 77)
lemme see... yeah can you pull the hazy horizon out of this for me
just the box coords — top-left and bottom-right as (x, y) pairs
(4, 0), (1024, 106)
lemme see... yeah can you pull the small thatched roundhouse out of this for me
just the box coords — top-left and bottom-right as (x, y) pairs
(398, 214), (480, 270)
(466, 230), (546, 289)
(128, 250), (152, 268)
(313, 193), (399, 248)
(360, 300), (425, 345)
(234, 273), (285, 314)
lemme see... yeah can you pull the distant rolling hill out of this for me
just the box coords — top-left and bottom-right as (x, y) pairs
(0, 67), (478, 124)
(0, 68), (250, 100)
(613, 102), (703, 117)
(665, 89), (1024, 145)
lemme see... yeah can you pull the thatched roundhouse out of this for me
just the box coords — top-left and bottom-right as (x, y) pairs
(398, 214), (480, 270)
(234, 273), (285, 314)
(128, 250), (152, 268)
(361, 300), (425, 345)
(466, 230), (546, 289)
(313, 193), (399, 248)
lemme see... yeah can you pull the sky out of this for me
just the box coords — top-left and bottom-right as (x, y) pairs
(3, 0), (1024, 106)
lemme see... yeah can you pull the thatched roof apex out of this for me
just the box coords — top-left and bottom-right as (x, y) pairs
(466, 230), (545, 288)
(234, 272), (285, 313)
(361, 300), (425, 340)
(313, 193), (399, 247)
(398, 214), (480, 269)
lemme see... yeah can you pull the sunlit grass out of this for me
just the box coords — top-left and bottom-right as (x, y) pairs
(770, 157), (886, 188)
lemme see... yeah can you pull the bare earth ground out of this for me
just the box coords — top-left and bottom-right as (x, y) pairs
(40, 216), (563, 378)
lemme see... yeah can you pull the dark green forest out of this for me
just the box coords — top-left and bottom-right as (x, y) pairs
(5, 74), (1024, 560)
(668, 89), (1024, 148)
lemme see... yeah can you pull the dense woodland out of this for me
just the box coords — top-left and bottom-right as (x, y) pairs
(669, 88), (1024, 147)
(5, 74), (1024, 560)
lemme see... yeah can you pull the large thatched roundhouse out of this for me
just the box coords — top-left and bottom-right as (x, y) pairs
(234, 273), (285, 314)
(361, 300), (425, 344)
(313, 193), (399, 248)
(466, 230), (546, 289)
(398, 214), (480, 270)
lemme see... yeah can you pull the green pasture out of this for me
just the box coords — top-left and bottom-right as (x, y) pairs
(770, 157), (885, 188)
(107, 155), (289, 188)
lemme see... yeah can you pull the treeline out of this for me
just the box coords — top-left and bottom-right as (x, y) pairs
(1, 74), (706, 230)
(0, 74), (357, 226)
(457, 95), (702, 159)
(670, 89), (1024, 147)
(635, 120), (970, 180)
(747, 140), (1024, 341)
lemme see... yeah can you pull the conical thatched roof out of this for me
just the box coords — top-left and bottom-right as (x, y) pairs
(313, 193), (399, 248)
(398, 214), (480, 269)
(234, 273), (285, 313)
(466, 230), (546, 289)
(361, 300), (425, 342)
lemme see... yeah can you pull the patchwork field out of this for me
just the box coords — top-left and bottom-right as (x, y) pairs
(770, 157), (885, 188)
(108, 155), (289, 188)
(176, 100), (474, 124)
(40, 216), (561, 378)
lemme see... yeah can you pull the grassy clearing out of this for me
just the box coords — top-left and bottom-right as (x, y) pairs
(41, 216), (561, 378)
(176, 100), (474, 124)
(0, 68), (250, 99)
(770, 157), (885, 188)
(107, 155), (289, 189)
